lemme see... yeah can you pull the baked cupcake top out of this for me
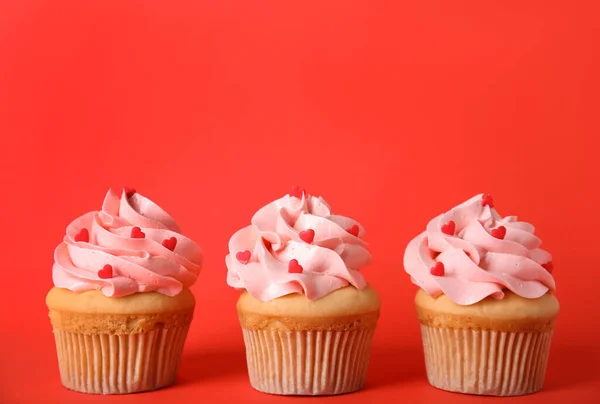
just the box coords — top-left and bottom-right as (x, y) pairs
(226, 187), (372, 302)
(404, 194), (556, 305)
(52, 188), (202, 297)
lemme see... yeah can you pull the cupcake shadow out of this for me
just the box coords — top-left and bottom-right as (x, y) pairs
(177, 346), (423, 390)
(365, 347), (425, 389)
(366, 345), (599, 393)
(177, 348), (247, 384)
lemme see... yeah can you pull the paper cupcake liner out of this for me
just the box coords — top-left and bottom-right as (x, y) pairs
(53, 325), (190, 394)
(420, 325), (554, 396)
(241, 328), (375, 395)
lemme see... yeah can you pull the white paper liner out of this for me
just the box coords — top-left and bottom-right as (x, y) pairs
(420, 325), (554, 396)
(241, 328), (375, 395)
(52, 325), (190, 394)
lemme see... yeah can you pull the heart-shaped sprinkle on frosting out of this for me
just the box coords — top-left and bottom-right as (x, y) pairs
(288, 259), (303, 274)
(430, 262), (445, 276)
(236, 250), (251, 265)
(441, 221), (456, 236)
(482, 193), (494, 208)
(491, 226), (506, 240)
(98, 264), (113, 279)
(162, 237), (177, 251)
(346, 225), (360, 237)
(130, 226), (145, 239)
(74, 228), (89, 243)
(299, 229), (315, 244)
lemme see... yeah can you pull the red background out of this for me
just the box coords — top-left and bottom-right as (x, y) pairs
(1, 1), (599, 402)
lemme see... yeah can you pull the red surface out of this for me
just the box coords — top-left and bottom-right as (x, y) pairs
(1, 1), (599, 402)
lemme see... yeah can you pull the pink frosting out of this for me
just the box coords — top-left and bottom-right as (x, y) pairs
(226, 190), (371, 301)
(52, 189), (203, 297)
(404, 194), (556, 305)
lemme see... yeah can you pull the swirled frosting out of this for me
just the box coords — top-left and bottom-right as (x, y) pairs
(404, 194), (556, 305)
(52, 189), (202, 297)
(226, 189), (371, 302)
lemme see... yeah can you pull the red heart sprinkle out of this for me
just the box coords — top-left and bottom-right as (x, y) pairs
(430, 262), (445, 276)
(290, 186), (304, 199)
(482, 193), (494, 208)
(288, 259), (304, 274)
(74, 228), (89, 243)
(236, 250), (251, 265)
(491, 226), (506, 240)
(542, 262), (553, 273)
(131, 226), (145, 239)
(346, 225), (360, 237)
(125, 187), (136, 198)
(441, 221), (456, 236)
(98, 264), (113, 279)
(162, 237), (177, 251)
(299, 229), (315, 243)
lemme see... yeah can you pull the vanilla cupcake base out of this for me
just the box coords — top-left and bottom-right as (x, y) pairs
(237, 286), (380, 395)
(53, 325), (190, 394)
(421, 325), (553, 395)
(415, 289), (559, 396)
(242, 328), (375, 395)
(46, 287), (195, 395)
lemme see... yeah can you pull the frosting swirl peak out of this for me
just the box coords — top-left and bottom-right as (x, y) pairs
(226, 189), (371, 301)
(404, 194), (555, 305)
(52, 189), (202, 297)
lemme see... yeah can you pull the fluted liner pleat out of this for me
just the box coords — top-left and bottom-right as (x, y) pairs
(241, 328), (375, 395)
(420, 325), (553, 396)
(53, 326), (190, 394)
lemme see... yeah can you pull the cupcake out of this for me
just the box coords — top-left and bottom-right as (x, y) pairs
(46, 188), (202, 394)
(226, 187), (380, 395)
(404, 194), (558, 396)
